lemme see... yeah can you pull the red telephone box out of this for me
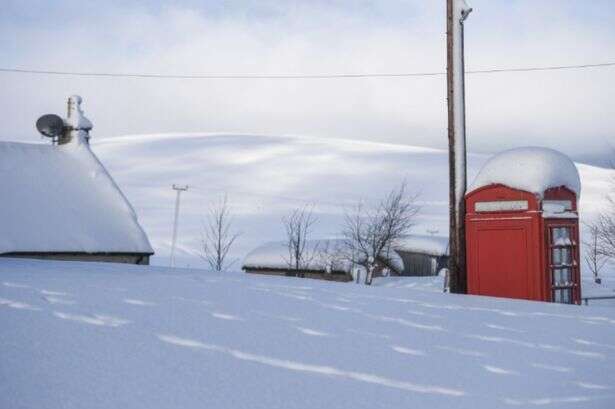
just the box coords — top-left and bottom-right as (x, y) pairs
(465, 148), (581, 304)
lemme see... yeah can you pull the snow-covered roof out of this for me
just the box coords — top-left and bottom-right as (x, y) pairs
(393, 234), (449, 257)
(469, 147), (581, 197)
(243, 239), (349, 272)
(243, 241), (292, 270)
(0, 141), (153, 255)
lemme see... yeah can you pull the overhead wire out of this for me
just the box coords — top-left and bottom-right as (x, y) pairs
(6, 60), (611, 206)
(0, 62), (613, 80)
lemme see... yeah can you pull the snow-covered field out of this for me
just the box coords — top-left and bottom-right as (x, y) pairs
(91, 133), (613, 271)
(2, 258), (615, 408)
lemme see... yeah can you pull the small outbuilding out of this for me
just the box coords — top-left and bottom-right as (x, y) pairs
(242, 240), (354, 282)
(242, 234), (449, 282)
(465, 147), (581, 304)
(393, 234), (449, 276)
(0, 96), (154, 264)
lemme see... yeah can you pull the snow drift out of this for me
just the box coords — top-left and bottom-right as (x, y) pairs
(1, 257), (614, 409)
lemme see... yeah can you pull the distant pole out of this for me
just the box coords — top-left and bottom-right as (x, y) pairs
(447, 0), (472, 293)
(170, 184), (189, 267)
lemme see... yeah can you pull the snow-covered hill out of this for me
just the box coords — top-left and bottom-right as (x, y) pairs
(92, 133), (613, 269)
(1, 258), (614, 409)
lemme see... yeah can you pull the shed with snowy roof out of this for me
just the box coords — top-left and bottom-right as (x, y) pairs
(0, 96), (154, 265)
(242, 235), (449, 282)
(465, 147), (581, 304)
(393, 234), (449, 277)
(242, 240), (354, 282)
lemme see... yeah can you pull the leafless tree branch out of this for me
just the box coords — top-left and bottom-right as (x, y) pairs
(583, 221), (608, 283)
(315, 239), (345, 274)
(282, 205), (318, 276)
(201, 194), (241, 272)
(342, 181), (420, 285)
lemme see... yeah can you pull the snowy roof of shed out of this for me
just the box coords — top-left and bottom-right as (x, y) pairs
(243, 239), (349, 271)
(468, 147), (581, 198)
(0, 141), (153, 255)
(393, 234), (449, 257)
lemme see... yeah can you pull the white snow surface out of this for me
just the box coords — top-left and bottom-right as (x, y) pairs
(0, 142), (153, 254)
(469, 147), (581, 197)
(1, 257), (615, 409)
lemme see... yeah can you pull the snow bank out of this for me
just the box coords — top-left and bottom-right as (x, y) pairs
(92, 133), (470, 266)
(0, 142), (153, 254)
(469, 147), (581, 197)
(91, 133), (609, 270)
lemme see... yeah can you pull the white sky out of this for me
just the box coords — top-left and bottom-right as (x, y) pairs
(1, 0), (614, 165)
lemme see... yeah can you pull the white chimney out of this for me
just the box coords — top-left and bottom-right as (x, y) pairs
(60, 95), (93, 145)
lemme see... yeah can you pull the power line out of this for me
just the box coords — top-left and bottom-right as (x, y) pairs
(468, 62), (615, 74)
(0, 62), (613, 80)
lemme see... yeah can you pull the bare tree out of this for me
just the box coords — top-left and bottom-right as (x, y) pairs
(315, 239), (345, 275)
(588, 166), (615, 282)
(584, 221), (607, 284)
(342, 182), (419, 285)
(282, 206), (318, 276)
(596, 194), (615, 257)
(201, 195), (241, 272)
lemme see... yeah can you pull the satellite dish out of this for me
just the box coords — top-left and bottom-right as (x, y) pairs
(36, 114), (65, 138)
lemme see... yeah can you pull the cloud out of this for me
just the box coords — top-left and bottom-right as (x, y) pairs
(1, 0), (614, 164)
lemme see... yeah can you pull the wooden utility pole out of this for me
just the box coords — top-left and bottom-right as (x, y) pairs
(446, 0), (472, 293)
